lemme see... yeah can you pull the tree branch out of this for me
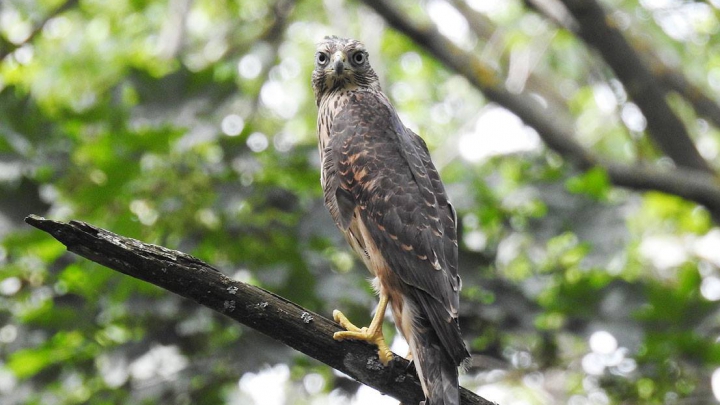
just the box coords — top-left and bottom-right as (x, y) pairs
(450, 0), (573, 121)
(23, 215), (492, 405)
(358, 0), (720, 218)
(654, 59), (720, 131)
(0, 0), (79, 61)
(557, 0), (713, 174)
(527, 0), (720, 132)
(604, 163), (720, 214)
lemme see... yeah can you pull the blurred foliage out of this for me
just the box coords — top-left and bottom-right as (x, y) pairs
(1, 0), (720, 404)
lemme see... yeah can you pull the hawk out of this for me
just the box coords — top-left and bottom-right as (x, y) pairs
(312, 36), (470, 405)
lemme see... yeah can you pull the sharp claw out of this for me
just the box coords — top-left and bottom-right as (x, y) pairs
(332, 308), (393, 365)
(378, 346), (393, 366)
(405, 358), (416, 373)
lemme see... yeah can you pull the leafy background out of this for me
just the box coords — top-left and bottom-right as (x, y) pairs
(2, 0), (720, 404)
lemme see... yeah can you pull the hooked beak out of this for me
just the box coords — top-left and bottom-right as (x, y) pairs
(331, 51), (346, 75)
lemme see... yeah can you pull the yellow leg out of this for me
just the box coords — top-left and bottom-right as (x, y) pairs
(333, 294), (393, 365)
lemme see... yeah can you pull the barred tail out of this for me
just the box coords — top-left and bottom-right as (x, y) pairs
(409, 316), (461, 405)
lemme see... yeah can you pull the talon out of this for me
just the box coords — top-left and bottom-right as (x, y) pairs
(377, 342), (393, 365)
(405, 358), (416, 374)
(332, 298), (394, 365)
(333, 310), (362, 332)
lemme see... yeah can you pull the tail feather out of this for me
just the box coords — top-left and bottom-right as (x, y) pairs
(413, 288), (469, 365)
(410, 317), (461, 405)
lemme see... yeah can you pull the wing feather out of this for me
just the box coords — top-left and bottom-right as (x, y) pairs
(321, 146), (354, 230)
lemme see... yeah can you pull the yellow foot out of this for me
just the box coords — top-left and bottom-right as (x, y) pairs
(333, 309), (393, 365)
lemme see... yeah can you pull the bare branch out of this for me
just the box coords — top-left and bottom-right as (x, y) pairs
(0, 0), (79, 61)
(604, 163), (720, 215)
(529, 0), (720, 150)
(653, 59), (720, 131)
(359, 0), (720, 218)
(557, 0), (713, 174)
(450, 0), (571, 120)
(23, 215), (492, 405)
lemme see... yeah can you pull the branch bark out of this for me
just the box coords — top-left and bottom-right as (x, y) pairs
(359, 0), (720, 218)
(23, 215), (492, 405)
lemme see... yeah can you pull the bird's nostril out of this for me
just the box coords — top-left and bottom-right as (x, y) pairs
(334, 60), (344, 75)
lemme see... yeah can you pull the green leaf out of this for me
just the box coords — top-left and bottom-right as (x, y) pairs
(565, 166), (611, 200)
(8, 331), (86, 379)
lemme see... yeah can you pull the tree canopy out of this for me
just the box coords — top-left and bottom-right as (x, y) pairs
(2, 0), (720, 404)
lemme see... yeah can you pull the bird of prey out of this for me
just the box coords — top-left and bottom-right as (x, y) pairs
(312, 36), (470, 405)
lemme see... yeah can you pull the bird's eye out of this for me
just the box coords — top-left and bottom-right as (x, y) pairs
(316, 52), (329, 66)
(351, 52), (365, 65)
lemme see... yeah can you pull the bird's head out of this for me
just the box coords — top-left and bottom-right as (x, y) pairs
(311, 36), (380, 105)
